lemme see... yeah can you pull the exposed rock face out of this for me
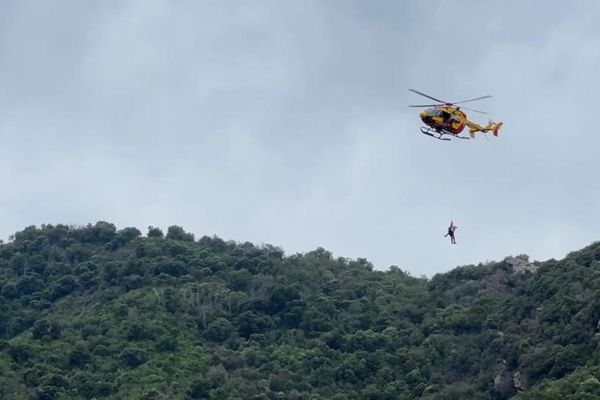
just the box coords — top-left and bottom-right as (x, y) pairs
(494, 369), (516, 398)
(505, 256), (539, 274)
(513, 370), (527, 391)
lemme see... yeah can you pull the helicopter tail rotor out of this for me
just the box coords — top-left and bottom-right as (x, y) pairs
(492, 122), (503, 136)
(483, 121), (503, 136)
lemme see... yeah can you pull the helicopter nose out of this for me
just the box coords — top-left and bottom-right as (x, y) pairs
(420, 111), (427, 119)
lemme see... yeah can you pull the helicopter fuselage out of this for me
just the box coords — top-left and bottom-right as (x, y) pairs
(419, 105), (466, 135)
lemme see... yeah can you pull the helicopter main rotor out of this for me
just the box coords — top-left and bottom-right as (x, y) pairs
(408, 89), (491, 114)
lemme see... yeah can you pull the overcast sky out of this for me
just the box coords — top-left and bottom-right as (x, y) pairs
(1, 1), (599, 276)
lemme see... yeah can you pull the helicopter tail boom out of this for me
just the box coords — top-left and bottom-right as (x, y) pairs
(467, 121), (503, 138)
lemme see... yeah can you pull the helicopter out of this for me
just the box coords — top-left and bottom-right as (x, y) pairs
(409, 89), (503, 141)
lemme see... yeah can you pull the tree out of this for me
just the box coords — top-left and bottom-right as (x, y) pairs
(166, 225), (195, 242)
(89, 221), (117, 243)
(1, 282), (18, 299)
(110, 227), (142, 249)
(32, 319), (61, 340)
(237, 311), (272, 338)
(68, 343), (92, 367)
(34, 386), (58, 400)
(10, 253), (27, 273)
(47, 275), (78, 300)
(147, 226), (164, 238)
(7, 343), (33, 364)
(155, 335), (178, 352)
(204, 318), (234, 343)
(121, 347), (148, 367)
(155, 260), (188, 277)
(187, 376), (211, 399)
(16, 275), (44, 296)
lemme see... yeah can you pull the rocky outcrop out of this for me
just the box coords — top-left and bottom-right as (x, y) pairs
(513, 370), (527, 391)
(494, 369), (516, 398)
(493, 366), (527, 398)
(505, 256), (539, 274)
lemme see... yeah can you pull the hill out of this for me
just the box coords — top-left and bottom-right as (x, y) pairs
(1, 222), (600, 399)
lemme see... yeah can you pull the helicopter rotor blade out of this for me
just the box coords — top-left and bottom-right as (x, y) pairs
(409, 104), (442, 108)
(459, 106), (488, 115)
(453, 95), (492, 104)
(408, 89), (447, 104)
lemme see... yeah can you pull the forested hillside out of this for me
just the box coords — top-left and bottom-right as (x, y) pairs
(1, 222), (600, 399)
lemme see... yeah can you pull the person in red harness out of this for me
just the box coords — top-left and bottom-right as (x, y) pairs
(444, 220), (457, 244)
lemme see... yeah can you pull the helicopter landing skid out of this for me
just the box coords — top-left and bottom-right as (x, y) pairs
(420, 127), (450, 141)
(420, 127), (469, 141)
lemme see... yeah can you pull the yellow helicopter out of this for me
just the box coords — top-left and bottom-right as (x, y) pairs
(409, 89), (503, 141)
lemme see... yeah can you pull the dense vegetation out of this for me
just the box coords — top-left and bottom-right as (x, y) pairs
(1, 222), (600, 399)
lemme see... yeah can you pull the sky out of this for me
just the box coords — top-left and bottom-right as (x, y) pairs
(1, 1), (600, 276)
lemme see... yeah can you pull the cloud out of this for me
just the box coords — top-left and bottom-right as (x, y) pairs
(1, 1), (599, 275)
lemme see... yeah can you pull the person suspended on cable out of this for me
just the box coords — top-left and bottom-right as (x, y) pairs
(444, 220), (457, 244)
